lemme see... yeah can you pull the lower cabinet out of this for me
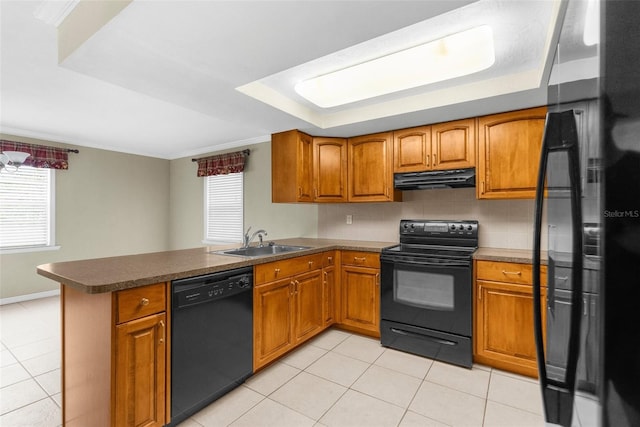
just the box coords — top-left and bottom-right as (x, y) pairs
(322, 251), (338, 326)
(114, 312), (166, 427)
(61, 282), (168, 427)
(339, 251), (381, 337)
(474, 260), (547, 377)
(253, 253), (325, 370)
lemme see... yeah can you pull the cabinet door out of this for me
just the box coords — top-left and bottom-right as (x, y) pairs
(322, 265), (336, 326)
(475, 280), (546, 377)
(431, 118), (476, 170)
(114, 313), (166, 427)
(293, 270), (323, 343)
(477, 107), (547, 199)
(393, 126), (431, 172)
(340, 265), (380, 336)
(253, 278), (294, 370)
(272, 130), (313, 202)
(296, 132), (314, 202)
(348, 132), (401, 202)
(313, 137), (347, 202)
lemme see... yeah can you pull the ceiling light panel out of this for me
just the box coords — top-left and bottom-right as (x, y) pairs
(295, 25), (495, 108)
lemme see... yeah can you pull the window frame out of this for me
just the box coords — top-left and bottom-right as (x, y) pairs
(0, 166), (59, 254)
(202, 172), (244, 245)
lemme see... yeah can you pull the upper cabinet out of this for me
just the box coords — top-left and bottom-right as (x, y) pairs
(394, 118), (476, 173)
(271, 106), (546, 203)
(432, 118), (476, 170)
(272, 130), (314, 203)
(313, 137), (348, 202)
(476, 107), (547, 199)
(348, 132), (401, 202)
(393, 126), (431, 172)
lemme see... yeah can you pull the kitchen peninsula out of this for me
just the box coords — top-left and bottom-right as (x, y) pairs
(37, 238), (392, 427)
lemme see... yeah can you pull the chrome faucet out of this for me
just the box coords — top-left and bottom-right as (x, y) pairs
(243, 227), (268, 248)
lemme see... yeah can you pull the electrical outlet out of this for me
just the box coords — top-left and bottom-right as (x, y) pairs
(346, 215), (353, 224)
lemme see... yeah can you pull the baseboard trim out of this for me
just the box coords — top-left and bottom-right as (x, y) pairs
(0, 289), (61, 306)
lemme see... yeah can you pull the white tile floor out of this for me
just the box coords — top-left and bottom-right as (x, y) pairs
(0, 296), (545, 427)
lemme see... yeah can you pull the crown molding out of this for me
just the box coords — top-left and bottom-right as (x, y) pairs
(33, 0), (81, 27)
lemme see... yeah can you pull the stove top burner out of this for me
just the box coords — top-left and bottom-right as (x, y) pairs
(383, 243), (476, 260)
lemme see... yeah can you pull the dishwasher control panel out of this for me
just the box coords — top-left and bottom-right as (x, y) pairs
(172, 267), (253, 309)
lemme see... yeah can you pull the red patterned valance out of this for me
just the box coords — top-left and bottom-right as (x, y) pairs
(195, 150), (249, 177)
(0, 140), (76, 170)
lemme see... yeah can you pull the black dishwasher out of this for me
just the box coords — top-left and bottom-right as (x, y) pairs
(170, 266), (253, 425)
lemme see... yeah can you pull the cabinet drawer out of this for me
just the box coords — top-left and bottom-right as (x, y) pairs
(115, 283), (166, 324)
(341, 251), (380, 268)
(322, 251), (338, 268)
(255, 253), (324, 284)
(476, 261), (547, 286)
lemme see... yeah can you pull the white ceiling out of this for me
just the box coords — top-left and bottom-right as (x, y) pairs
(1, 0), (563, 160)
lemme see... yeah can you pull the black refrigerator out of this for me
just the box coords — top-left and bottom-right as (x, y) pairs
(532, 0), (640, 426)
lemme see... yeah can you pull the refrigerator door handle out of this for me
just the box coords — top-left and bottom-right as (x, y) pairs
(533, 110), (584, 427)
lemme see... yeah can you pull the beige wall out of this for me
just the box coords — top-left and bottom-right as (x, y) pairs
(0, 134), (170, 301)
(169, 140), (318, 250)
(318, 187), (547, 249)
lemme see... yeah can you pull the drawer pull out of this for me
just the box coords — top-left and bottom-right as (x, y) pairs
(308, 261), (314, 267)
(140, 298), (150, 306)
(274, 268), (281, 276)
(501, 270), (522, 276)
(354, 256), (366, 263)
(327, 256), (333, 264)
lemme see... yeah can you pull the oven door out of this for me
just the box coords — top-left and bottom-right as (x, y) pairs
(380, 254), (472, 337)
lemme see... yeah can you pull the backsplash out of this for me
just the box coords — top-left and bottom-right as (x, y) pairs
(317, 188), (547, 250)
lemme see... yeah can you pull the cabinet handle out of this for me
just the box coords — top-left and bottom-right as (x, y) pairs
(327, 256), (333, 264)
(354, 256), (366, 263)
(426, 155), (430, 167)
(298, 187), (302, 197)
(478, 285), (482, 300)
(433, 154), (437, 165)
(375, 273), (380, 286)
(482, 181), (485, 194)
(274, 268), (281, 277)
(501, 270), (522, 276)
(323, 271), (328, 283)
(140, 298), (149, 306)
(158, 320), (165, 344)
(308, 260), (314, 268)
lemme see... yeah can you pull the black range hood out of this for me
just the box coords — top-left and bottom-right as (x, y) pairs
(394, 168), (476, 190)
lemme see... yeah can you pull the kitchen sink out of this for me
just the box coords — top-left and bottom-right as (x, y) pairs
(213, 244), (311, 258)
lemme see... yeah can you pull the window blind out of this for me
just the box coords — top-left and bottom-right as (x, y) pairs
(205, 172), (243, 243)
(0, 167), (53, 249)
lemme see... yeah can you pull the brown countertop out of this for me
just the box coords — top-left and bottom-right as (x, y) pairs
(37, 238), (395, 294)
(473, 247), (548, 265)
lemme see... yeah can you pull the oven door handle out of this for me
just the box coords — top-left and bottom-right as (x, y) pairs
(390, 328), (457, 346)
(381, 255), (470, 268)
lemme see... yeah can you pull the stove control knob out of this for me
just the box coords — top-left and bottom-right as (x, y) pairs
(449, 224), (456, 231)
(458, 224), (464, 230)
(467, 225), (473, 231)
